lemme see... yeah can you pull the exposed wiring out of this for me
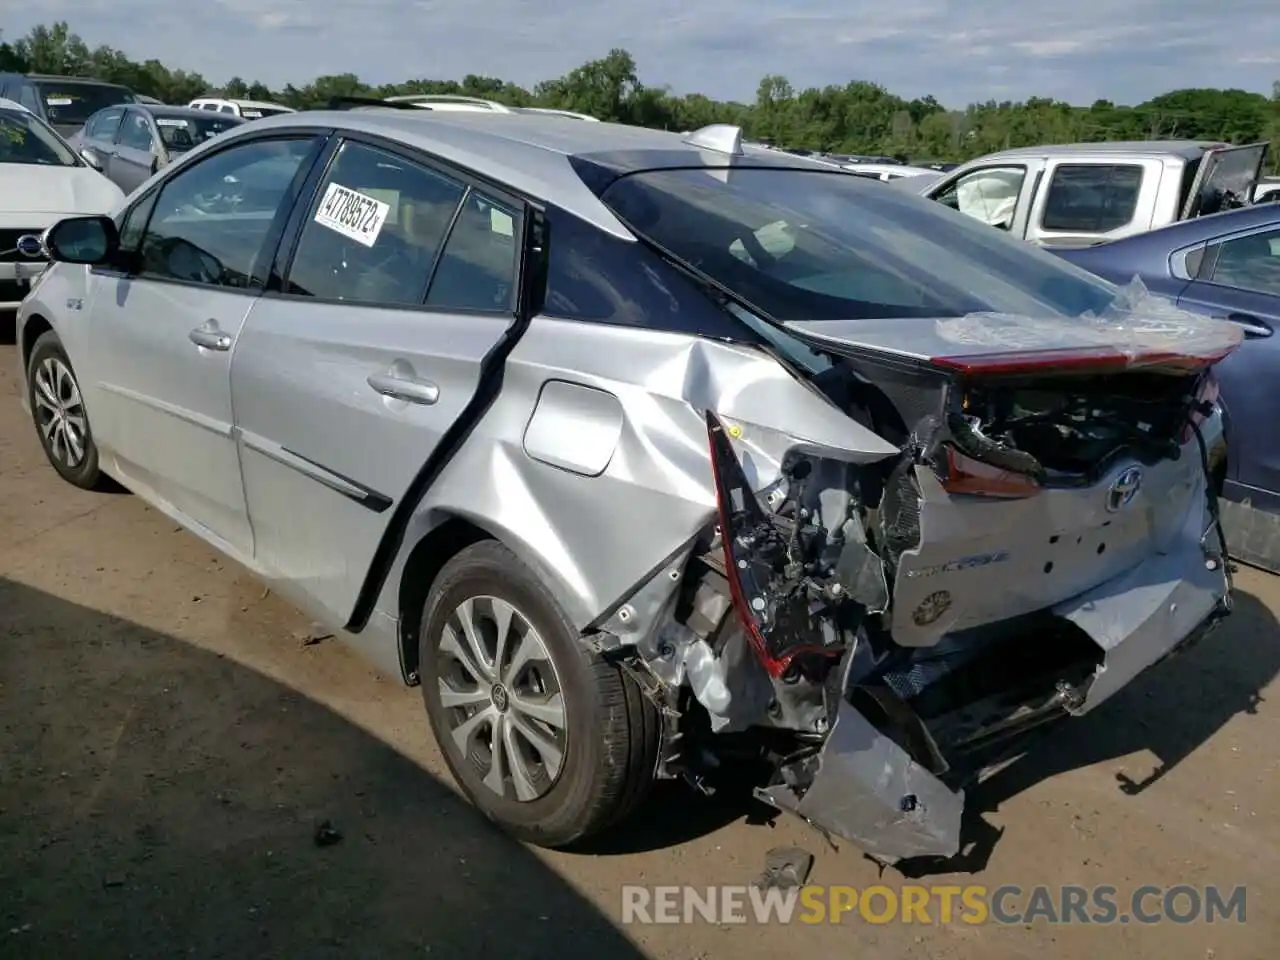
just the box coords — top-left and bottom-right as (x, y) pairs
(1190, 415), (1234, 603)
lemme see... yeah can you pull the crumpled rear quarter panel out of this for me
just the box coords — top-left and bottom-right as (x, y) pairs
(377, 315), (899, 634)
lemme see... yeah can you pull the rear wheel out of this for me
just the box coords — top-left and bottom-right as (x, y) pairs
(419, 540), (658, 848)
(26, 331), (107, 490)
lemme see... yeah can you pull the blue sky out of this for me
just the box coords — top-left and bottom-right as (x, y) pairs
(4, 0), (1279, 107)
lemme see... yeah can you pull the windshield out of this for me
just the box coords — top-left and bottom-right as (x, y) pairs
(0, 107), (79, 167)
(36, 81), (135, 127)
(599, 168), (1119, 322)
(153, 112), (243, 150)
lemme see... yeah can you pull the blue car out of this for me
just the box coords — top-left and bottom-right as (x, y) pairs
(1054, 204), (1280, 571)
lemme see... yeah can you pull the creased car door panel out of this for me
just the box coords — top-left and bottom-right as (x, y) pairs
(230, 300), (513, 624)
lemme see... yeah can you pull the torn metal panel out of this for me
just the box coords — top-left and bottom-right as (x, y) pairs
(758, 688), (965, 863)
(682, 634), (777, 734)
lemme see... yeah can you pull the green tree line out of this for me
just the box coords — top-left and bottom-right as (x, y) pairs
(4, 21), (1279, 170)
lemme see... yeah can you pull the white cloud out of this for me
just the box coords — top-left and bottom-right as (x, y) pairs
(1, 0), (1277, 105)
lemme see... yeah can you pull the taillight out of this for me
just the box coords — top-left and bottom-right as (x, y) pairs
(930, 345), (1237, 377)
(938, 446), (1041, 499)
(705, 412), (843, 679)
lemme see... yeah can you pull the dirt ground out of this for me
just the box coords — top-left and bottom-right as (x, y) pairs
(1, 337), (1277, 960)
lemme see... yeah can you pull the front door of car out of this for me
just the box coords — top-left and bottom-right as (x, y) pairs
(1176, 225), (1280, 506)
(79, 105), (124, 166)
(109, 108), (161, 194)
(83, 133), (325, 561)
(231, 137), (525, 625)
(926, 161), (1044, 238)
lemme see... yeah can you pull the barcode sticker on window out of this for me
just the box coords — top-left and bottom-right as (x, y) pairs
(314, 181), (390, 247)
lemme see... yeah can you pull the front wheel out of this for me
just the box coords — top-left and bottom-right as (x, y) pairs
(26, 331), (108, 490)
(419, 540), (659, 848)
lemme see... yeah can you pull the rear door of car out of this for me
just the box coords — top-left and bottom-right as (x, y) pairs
(1176, 222), (1280, 505)
(230, 133), (532, 626)
(1181, 143), (1270, 219)
(1025, 157), (1165, 246)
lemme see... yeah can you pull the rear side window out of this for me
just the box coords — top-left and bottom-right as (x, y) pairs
(1204, 228), (1280, 295)
(86, 107), (124, 140)
(284, 140), (466, 305)
(424, 190), (522, 312)
(1041, 164), (1143, 233)
(117, 111), (154, 151)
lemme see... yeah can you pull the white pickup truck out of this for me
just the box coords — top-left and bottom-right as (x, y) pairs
(900, 139), (1269, 248)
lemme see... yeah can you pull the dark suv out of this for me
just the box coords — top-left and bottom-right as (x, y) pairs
(0, 73), (136, 137)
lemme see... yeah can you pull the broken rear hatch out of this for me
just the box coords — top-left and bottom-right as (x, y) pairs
(782, 281), (1241, 650)
(596, 164), (1242, 861)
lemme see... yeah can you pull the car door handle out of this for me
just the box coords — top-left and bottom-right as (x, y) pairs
(188, 325), (233, 351)
(1216, 313), (1273, 338)
(367, 372), (440, 405)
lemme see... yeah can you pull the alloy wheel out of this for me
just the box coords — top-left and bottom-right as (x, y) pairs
(32, 357), (88, 469)
(437, 595), (568, 802)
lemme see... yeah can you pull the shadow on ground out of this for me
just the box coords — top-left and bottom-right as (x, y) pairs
(899, 586), (1280, 877)
(0, 578), (645, 959)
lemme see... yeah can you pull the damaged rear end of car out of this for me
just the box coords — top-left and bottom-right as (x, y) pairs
(584, 160), (1242, 864)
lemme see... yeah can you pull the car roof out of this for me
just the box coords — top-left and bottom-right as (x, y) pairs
(238, 110), (845, 239)
(0, 96), (29, 113)
(193, 97), (291, 110)
(973, 140), (1225, 162)
(1107, 200), (1280, 250)
(16, 73), (131, 88)
(142, 104), (241, 121)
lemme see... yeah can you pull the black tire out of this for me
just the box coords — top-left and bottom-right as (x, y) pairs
(419, 540), (659, 848)
(26, 330), (107, 490)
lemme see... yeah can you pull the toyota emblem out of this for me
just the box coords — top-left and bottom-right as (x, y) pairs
(1105, 467), (1143, 513)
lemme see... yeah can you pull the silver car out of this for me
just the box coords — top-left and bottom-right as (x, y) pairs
(13, 109), (1241, 862)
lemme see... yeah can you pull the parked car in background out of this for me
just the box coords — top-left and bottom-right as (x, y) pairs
(384, 95), (600, 121)
(0, 98), (124, 312)
(72, 104), (245, 195)
(1253, 177), (1280, 203)
(13, 107), (1237, 864)
(841, 162), (939, 182)
(135, 94), (165, 105)
(0, 73), (138, 138)
(1051, 203), (1280, 571)
(911, 140), (1268, 247)
(187, 97), (296, 120)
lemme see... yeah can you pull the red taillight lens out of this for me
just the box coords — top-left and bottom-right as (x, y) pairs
(930, 346), (1236, 377)
(705, 413), (843, 679)
(938, 446), (1041, 499)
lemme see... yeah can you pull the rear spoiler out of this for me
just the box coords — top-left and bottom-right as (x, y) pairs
(324, 96), (431, 112)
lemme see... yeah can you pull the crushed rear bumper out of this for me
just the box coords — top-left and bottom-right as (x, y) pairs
(757, 492), (1231, 863)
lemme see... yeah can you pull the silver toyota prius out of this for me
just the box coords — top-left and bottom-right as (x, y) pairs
(14, 106), (1241, 862)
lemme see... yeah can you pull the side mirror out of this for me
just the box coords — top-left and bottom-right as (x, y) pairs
(43, 215), (119, 266)
(80, 147), (104, 172)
